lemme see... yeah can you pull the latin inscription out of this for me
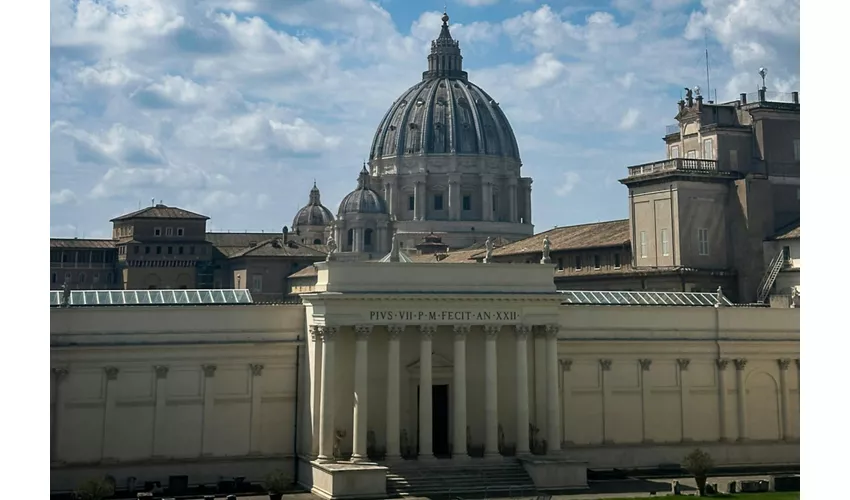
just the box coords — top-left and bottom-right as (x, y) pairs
(369, 310), (519, 322)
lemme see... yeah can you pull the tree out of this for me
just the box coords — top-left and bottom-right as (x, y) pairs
(682, 448), (715, 496)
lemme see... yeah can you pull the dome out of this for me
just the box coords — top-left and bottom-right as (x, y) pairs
(338, 165), (387, 215)
(369, 13), (520, 162)
(293, 182), (335, 227)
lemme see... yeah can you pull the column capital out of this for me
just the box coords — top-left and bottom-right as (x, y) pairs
(484, 324), (501, 339)
(734, 358), (748, 371)
(777, 358), (791, 371)
(202, 364), (217, 378)
(154, 365), (169, 379)
(716, 358), (730, 370)
(319, 326), (339, 341)
(639, 359), (652, 371)
(453, 324), (470, 338)
(354, 324), (373, 340)
(677, 358), (691, 371)
(514, 324), (532, 339)
(559, 359), (573, 372)
(599, 359), (612, 371)
(387, 325), (405, 339)
(420, 325), (437, 339)
(52, 367), (69, 381)
(104, 366), (119, 381)
(250, 364), (265, 376)
(544, 324), (560, 339)
(310, 325), (321, 342)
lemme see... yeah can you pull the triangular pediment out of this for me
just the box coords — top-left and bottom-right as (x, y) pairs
(406, 353), (453, 371)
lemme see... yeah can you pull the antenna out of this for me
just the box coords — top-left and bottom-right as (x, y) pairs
(704, 29), (712, 103)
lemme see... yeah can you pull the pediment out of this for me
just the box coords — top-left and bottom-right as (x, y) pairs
(406, 352), (453, 372)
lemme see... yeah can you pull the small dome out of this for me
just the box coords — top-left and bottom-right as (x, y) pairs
(338, 165), (387, 216)
(293, 182), (335, 227)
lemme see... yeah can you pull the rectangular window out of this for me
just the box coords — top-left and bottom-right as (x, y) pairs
(434, 194), (444, 210)
(557, 258), (563, 270)
(793, 139), (800, 161)
(686, 150), (697, 159)
(593, 254), (600, 269)
(165, 227), (173, 236)
(661, 228), (670, 256)
(167, 246), (173, 255)
(145, 246), (151, 254)
(178, 246), (184, 255)
(575, 256), (582, 270)
(156, 246), (162, 255)
(93, 272), (100, 283)
(251, 274), (263, 292)
(697, 228), (709, 256)
(177, 227), (184, 237)
(782, 246), (791, 261)
(462, 195), (471, 211)
(408, 195), (415, 211)
(639, 231), (647, 258)
(79, 273), (86, 283)
(154, 227), (162, 237)
(729, 149), (739, 169)
(51, 272), (57, 284)
(614, 253), (621, 269)
(702, 138), (714, 160)
(671, 145), (680, 158)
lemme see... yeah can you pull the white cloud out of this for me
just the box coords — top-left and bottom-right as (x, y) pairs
(89, 164), (230, 199)
(555, 172), (581, 197)
(51, 189), (78, 205)
(457, 0), (500, 6)
(619, 108), (641, 130)
(56, 123), (168, 165)
(76, 60), (142, 87)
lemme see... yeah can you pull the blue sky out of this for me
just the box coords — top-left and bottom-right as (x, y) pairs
(50, 0), (800, 238)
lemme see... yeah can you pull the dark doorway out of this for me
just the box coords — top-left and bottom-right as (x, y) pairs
(417, 384), (451, 457)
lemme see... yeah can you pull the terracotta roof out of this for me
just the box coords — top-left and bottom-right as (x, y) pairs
(288, 265), (320, 279)
(771, 220), (800, 240)
(228, 238), (327, 258)
(50, 238), (116, 249)
(479, 219), (630, 258)
(206, 232), (277, 257)
(110, 204), (209, 222)
(409, 248), (481, 263)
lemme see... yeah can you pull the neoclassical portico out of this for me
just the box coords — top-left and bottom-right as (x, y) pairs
(309, 321), (564, 463)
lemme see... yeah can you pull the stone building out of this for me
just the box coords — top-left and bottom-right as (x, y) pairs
(292, 182), (335, 246)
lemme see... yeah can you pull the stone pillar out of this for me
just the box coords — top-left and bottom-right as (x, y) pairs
(480, 176), (492, 221)
(452, 325), (469, 459)
(385, 178), (396, 218)
(51, 367), (69, 461)
(734, 358), (748, 441)
(317, 326), (338, 463)
(351, 325), (372, 462)
(310, 326), (324, 458)
(152, 365), (169, 457)
(639, 359), (652, 442)
(600, 359), (612, 444)
(201, 364), (216, 456)
(448, 176), (461, 220)
(545, 325), (561, 453)
(559, 359), (572, 445)
(678, 358), (691, 442)
(353, 227), (362, 253)
(515, 325), (531, 455)
(101, 366), (120, 460)
(508, 179), (518, 223)
(419, 325), (436, 460)
(386, 325), (404, 461)
(483, 325), (500, 458)
(716, 359), (729, 441)
(249, 364), (264, 454)
(778, 359), (792, 440)
(524, 181), (533, 224)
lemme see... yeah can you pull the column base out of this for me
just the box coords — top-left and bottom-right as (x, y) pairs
(350, 454), (367, 464)
(452, 453), (471, 461)
(418, 454), (437, 462)
(483, 452), (503, 461)
(315, 456), (336, 464)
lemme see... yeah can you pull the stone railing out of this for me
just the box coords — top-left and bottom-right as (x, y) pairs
(627, 158), (720, 178)
(665, 124), (680, 136)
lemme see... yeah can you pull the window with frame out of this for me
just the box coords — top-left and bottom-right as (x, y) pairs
(729, 149), (739, 169)
(79, 273), (86, 283)
(434, 194), (444, 211)
(134, 246), (140, 254)
(492, 193), (497, 212)
(462, 195), (471, 211)
(593, 254), (600, 269)
(613, 253), (621, 269)
(156, 246), (162, 255)
(51, 273), (57, 284)
(154, 227), (162, 237)
(178, 246), (184, 255)
(177, 227), (184, 237)
(661, 228), (670, 256)
(697, 228), (709, 256)
(408, 196), (415, 211)
(145, 246), (151, 254)
(575, 256), (582, 270)
(686, 150), (697, 159)
(639, 231), (647, 258)
(93, 272), (100, 283)
(671, 145), (680, 158)
(166, 227), (173, 236)
(702, 138), (714, 160)
(167, 246), (173, 255)
(557, 258), (563, 270)
(251, 274), (263, 292)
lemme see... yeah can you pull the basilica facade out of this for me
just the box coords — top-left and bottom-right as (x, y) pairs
(292, 12), (534, 256)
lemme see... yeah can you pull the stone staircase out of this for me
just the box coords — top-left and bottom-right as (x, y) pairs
(385, 459), (537, 498)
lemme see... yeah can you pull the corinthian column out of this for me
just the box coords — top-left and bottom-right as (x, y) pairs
(716, 359), (729, 441)
(778, 359), (792, 440)
(483, 325), (500, 458)
(317, 326), (338, 463)
(508, 179), (518, 223)
(351, 325), (372, 462)
(385, 325), (403, 461)
(545, 325), (561, 453)
(452, 325), (469, 459)
(515, 325), (531, 455)
(418, 325), (436, 460)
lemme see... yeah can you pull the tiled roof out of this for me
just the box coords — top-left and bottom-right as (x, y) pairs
(206, 232), (277, 257)
(289, 265), (320, 279)
(480, 219), (630, 258)
(50, 238), (116, 249)
(771, 220), (800, 240)
(409, 248), (482, 263)
(228, 238), (327, 258)
(110, 204), (209, 222)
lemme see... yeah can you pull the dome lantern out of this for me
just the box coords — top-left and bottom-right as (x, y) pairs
(423, 10), (467, 81)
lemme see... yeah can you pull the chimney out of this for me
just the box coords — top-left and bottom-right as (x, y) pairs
(282, 226), (289, 243)
(739, 93), (747, 105)
(791, 91), (799, 104)
(696, 95), (703, 111)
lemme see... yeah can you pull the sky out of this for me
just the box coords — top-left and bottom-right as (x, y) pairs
(49, 0), (800, 238)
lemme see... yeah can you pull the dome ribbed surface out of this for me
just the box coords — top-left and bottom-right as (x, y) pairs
(337, 166), (387, 215)
(293, 183), (335, 227)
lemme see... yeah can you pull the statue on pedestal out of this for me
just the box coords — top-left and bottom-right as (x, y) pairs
(326, 234), (337, 262)
(540, 235), (552, 264)
(389, 233), (400, 262)
(483, 237), (494, 263)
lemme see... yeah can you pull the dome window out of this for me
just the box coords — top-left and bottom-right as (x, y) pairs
(409, 123), (417, 129)
(416, 99), (425, 106)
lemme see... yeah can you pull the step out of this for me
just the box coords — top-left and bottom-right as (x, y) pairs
(385, 460), (536, 497)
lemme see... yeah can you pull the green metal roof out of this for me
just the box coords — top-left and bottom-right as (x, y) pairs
(559, 290), (732, 307)
(50, 289), (253, 307)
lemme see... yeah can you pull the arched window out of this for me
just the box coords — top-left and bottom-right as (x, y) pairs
(364, 229), (373, 247)
(313, 238), (322, 245)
